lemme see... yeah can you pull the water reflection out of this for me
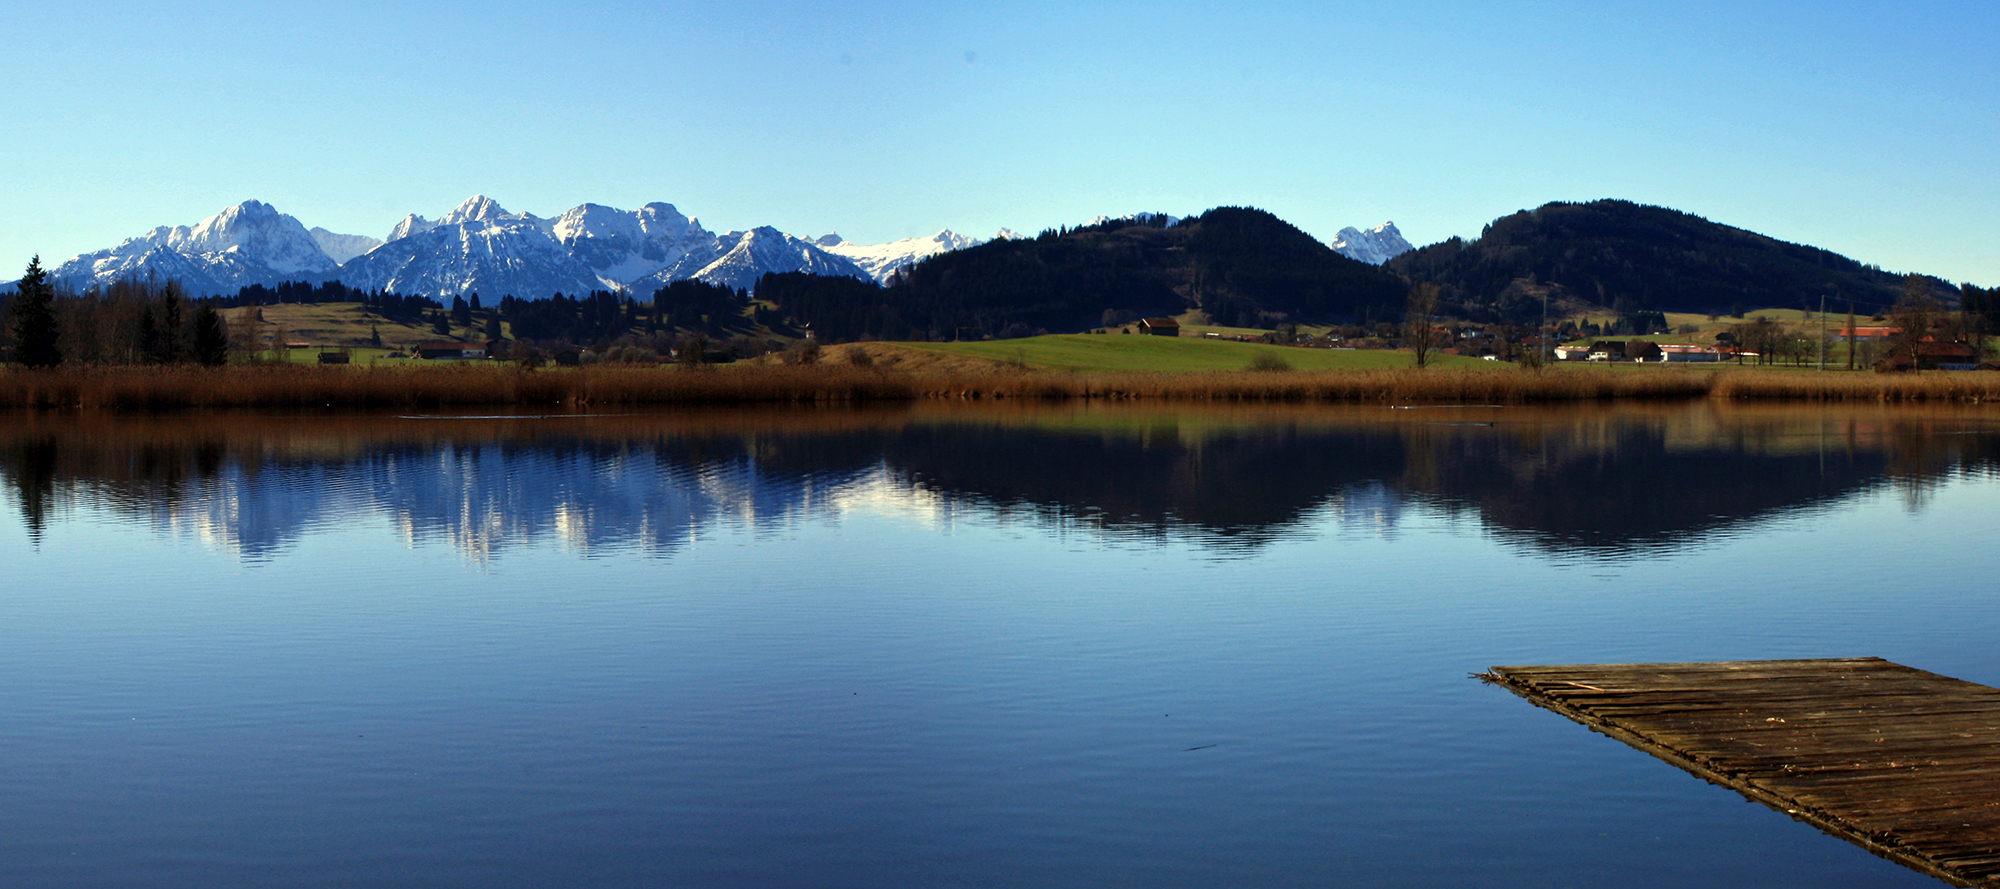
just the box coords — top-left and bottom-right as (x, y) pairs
(4, 403), (1997, 559)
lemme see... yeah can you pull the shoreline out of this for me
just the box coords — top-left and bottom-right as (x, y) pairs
(4, 363), (2000, 410)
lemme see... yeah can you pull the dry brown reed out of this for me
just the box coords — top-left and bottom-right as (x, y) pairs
(1710, 370), (2000, 403)
(5, 363), (2000, 411)
(0, 364), (920, 410)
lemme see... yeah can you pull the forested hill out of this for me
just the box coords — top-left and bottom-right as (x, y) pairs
(755, 207), (1407, 342)
(1388, 200), (1916, 321)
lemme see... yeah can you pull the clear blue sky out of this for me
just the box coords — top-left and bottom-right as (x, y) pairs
(5, 0), (1996, 284)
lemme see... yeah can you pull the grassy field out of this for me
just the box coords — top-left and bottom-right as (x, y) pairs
(889, 334), (1491, 372)
(229, 303), (483, 353)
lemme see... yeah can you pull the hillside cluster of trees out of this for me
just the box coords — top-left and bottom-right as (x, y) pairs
(1388, 200), (1929, 324)
(751, 208), (1408, 342)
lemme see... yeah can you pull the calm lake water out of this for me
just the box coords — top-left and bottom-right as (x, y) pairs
(4, 402), (1999, 888)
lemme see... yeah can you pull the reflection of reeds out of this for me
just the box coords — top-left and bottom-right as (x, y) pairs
(4, 364), (2000, 409)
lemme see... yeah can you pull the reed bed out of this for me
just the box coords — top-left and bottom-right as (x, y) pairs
(0, 364), (921, 410)
(1711, 370), (2000, 403)
(3, 363), (1999, 410)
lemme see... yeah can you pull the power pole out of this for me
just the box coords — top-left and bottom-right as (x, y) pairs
(1818, 293), (1827, 371)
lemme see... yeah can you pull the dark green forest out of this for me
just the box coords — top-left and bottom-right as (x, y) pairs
(1388, 200), (1923, 323)
(753, 208), (1407, 342)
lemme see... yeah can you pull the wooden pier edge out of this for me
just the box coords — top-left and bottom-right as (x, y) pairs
(1480, 663), (1987, 889)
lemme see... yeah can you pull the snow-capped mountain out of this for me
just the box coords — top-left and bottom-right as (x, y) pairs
(308, 227), (382, 264)
(553, 202), (720, 289)
(814, 230), (983, 282)
(636, 226), (873, 293)
(1330, 222), (1414, 265)
(51, 200), (342, 293)
(386, 213), (438, 242)
(43, 195), (957, 298)
(340, 196), (873, 298)
(337, 196), (600, 299)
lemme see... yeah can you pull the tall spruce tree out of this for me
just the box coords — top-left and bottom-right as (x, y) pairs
(191, 303), (229, 366)
(10, 256), (61, 367)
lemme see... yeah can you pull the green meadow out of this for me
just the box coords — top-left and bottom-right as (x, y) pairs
(893, 334), (1492, 373)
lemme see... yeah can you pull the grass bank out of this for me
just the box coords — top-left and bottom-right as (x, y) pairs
(5, 362), (2000, 410)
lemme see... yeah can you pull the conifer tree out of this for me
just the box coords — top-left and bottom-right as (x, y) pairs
(191, 303), (229, 366)
(158, 282), (186, 363)
(9, 256), (62, 367)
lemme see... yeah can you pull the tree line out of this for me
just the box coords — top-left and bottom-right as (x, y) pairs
(4, 258), (228, 367)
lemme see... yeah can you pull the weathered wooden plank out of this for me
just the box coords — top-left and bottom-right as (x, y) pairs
(1486, 658), (2000, 888)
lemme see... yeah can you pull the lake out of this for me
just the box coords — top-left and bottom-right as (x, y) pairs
(4, 402), (1998, 888)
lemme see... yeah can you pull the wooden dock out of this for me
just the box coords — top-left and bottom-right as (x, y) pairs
(1485, 658), (2000, 887)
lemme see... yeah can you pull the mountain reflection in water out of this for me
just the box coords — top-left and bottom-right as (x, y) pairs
(4, 404), (1997, 559)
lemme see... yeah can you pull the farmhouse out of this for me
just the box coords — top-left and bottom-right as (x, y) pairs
(1138, 317), (1181, 336)
(413, 342), (486, 360)
(1656, 344), (1722, 362)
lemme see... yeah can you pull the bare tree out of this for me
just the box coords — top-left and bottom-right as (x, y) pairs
(1405, 282), (1441, 368)
(1888, 275), (1951, 370)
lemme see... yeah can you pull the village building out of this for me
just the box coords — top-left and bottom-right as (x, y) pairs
(1836, 326), (1901, 341)
(413, 342), (486, 360)
(1656, 344), (1723, 362)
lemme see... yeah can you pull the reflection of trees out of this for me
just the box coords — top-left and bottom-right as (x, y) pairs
(5, 437), (59, 544)
(871, 422), (1408, 546)
(1404, 419), (1886, 551)
(1, 408), (1996, 559)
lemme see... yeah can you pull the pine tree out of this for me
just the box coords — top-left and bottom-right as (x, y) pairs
(9, 256), (61, 367)
(191, 303), (229, 366)
(158, 283), (186, 363)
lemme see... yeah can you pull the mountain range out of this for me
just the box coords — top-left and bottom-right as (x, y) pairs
(31, 197), (1408, 300)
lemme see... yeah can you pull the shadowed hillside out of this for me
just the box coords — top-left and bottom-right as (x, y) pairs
(757, 208), (1408, 341)
(1389, 199), (1919, 322)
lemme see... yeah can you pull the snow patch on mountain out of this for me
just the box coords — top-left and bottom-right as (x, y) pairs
(1330, 221), (1414, 265)
(814, 230), (982, 282)
(309, 227), (383, 264)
